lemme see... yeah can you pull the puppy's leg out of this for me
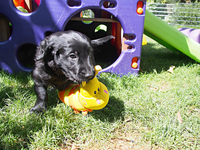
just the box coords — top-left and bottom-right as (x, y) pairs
(30, 79), (48, 113)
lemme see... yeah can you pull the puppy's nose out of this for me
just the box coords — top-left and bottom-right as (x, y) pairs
(80, 69), (95, 80)
(85, 72), (94, 80)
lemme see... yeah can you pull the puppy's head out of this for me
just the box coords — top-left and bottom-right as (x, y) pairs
(35, 30), (113, 83)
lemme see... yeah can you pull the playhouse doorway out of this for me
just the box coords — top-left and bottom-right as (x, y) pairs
(64, 9), (122, 69)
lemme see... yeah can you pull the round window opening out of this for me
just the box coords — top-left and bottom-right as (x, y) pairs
(13, 0), (41, 13)
(17, 43), (36, 69)
(80, 9), (95, 24)
(0, 14), (12, 42)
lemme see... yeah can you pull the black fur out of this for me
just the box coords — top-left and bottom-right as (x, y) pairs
(30, 30), (113, 113)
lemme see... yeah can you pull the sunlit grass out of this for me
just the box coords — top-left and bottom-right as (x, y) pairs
(0, 38), (200, 149)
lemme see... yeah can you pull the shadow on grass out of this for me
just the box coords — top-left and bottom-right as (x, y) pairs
(0, 74), (34, 109)
(140, 43), (196, 74)
(0, 71), (36, 109)
(46, 88), (62, 109)
(90, 76), (125, 122)
(0, 86), (14, 108)
(91, 96), (125, 122)
(7, 72), (31, 85)
(0, 113), (45, 149)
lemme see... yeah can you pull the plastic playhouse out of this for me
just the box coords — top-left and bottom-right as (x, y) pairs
(1, 0), (200, 75)
(0, 0), (146, 75)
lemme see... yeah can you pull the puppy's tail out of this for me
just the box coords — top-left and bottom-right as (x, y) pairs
(91, 35), (115, 47)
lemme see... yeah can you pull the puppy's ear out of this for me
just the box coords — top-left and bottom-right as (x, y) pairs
(35, 39), (48, 61)
(91, 35), (115, 47)
(35, 38), (53, 61)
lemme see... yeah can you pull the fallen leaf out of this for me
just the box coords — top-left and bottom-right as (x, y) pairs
(177, 110), (183, 123)
(71, 143), (78, 150)
(167, 66), (175, 73)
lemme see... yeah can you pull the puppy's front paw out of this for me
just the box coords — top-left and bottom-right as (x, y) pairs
(30, 105), (47, 113)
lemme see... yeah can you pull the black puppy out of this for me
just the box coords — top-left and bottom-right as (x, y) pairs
(30, 30), (113, 113)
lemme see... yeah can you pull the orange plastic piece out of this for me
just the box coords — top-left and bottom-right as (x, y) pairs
(132, 57), (138, 69)
(74, 109), (80, 114)
(137, 1), (144, 15)
(13, 0), (25, 8)
(132, 62), (138, 69)
(132, 57), (138, 63)
(137, 1), (143, 8)
(88, 109), (93, 112)
(137, 8), (143, 15)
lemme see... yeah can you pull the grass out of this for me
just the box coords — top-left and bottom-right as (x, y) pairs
(0, 38), (200, 149)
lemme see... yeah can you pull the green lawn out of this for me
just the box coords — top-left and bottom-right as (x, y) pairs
(0, 38), (200, 149)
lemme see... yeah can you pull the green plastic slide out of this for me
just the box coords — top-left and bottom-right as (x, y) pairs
(144, 10), (200, 62)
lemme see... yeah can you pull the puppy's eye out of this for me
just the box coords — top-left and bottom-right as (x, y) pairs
(69, 53), (77, 59)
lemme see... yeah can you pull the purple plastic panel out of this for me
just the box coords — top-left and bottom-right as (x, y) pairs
(179, 28), (200, 44)
(0, 0), (146, 75)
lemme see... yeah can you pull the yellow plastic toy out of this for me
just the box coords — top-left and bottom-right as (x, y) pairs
(142, 34), (147, 45)
(58, 65), (109, 115)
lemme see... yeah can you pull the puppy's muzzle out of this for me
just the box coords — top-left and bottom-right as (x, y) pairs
(79, 68), (95, 81)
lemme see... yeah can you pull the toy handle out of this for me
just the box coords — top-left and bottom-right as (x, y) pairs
(82, 65), (102, 87)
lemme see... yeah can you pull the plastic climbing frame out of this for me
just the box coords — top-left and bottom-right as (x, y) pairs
(0, 0), (146, 75)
